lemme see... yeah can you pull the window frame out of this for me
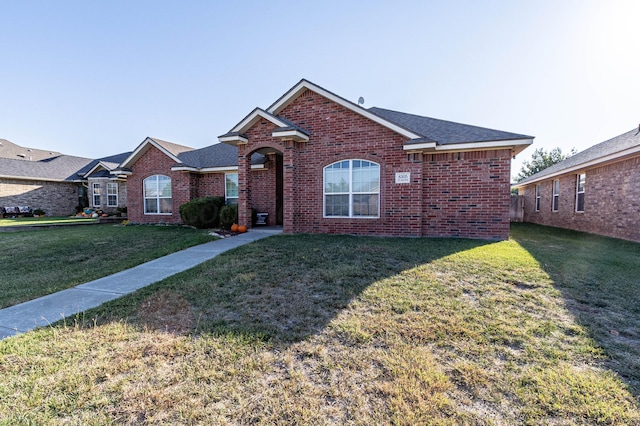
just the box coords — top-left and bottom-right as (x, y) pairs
(143, 174), (172, 215)
(575, 173), (585, 212)
(107, 182), (118, 207)
(92, 182), (101, 207)
(535, 184), (541, 212)
(323, 159), (380, 219)
(225, 173), (239, 205)
(552, 179), (559, 212)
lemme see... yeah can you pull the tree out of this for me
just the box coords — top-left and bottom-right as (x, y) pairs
(514, 147), (576, 182)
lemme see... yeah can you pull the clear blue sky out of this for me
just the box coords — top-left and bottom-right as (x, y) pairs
(1, 0), (638, 179)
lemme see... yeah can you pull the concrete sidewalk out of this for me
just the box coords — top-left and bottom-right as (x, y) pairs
(0, 227), (282, 340)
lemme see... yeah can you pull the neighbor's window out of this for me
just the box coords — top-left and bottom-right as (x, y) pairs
(324, 159), (380, 218)
(144, 175), (172, 214)
(535, 184), (541, 212)
(576, 173), (585, 212)
(92, 183), (101, 207)
(225, 173), (238, 204)
(552, 179), (559, 212)
(107, 182), (118, 207)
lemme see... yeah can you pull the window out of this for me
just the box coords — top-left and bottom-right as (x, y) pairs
(552, 180), (559, 212)
(107, 182), (118, 207)
(225, 173), (238, 204)
(576, 173), (585, 212)
(92, 183), (101, 207)
(535, 184), (541, 212)
(144, 175), (172, 214)
(324, 159), (380, 218)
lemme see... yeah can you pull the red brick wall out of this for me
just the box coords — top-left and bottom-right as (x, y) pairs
(423, 150), (512, 240)
(238, 89), (512, 239)
(194, 173), (225, 199)
(521, 154), (640, 242)
(128, 145), (194, 224)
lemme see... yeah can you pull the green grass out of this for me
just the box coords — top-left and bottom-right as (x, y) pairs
(0, 224), (215, 308)
(0, 216), (98, 227)
(0, 224), (638, 424)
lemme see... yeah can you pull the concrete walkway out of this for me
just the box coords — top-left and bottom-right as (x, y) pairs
(0, 227), (282, 340)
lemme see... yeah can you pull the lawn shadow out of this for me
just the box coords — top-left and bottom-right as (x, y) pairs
(511, 223), (640, 396)
(92, 233), (491, 345)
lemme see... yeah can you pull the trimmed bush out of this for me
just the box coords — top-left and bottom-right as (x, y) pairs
(219, 204), (238, 229)
(179, 196), (225, 229)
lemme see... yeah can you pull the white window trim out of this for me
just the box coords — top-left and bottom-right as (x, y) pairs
(144, 175), (172, 215)
(552, 179), (559, 212)
(225, 173), (238, 204)
(107, 182), (118, 207)
(92, 183), (101, 207)
(575, 173), (585, 213)
(323, 159), (380, 219)
(535, 184), (541, 212)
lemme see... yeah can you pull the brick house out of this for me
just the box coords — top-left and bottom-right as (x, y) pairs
(0, 138), (129, 216)
(513, 128), (640, 242)
(123, 80), (533, 240)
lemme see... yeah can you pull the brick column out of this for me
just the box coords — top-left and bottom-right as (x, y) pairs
(237, 143), (252, 229)
(282, 140), (296, 233)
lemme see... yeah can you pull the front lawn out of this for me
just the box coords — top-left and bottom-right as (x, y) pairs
(0, 224), (638, 424)
(0, 216), (98, 227)
(0, 224), (215, 308)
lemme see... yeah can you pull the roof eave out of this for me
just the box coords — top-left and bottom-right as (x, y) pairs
(404, 138), (534, 155)
(513, 143), (640, 188)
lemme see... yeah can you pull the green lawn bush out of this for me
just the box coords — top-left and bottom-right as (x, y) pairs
(219, 204), (238, 229)
(179, 196), (225, 229)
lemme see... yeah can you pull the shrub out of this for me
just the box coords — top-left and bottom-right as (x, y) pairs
(179, 196), (225, 229)
(219, 204), (238, 229)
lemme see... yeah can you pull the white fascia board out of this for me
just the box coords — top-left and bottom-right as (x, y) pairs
(218, 134), (249, 145)
(170, 164), (266, 174)
(403, 138), (533, 155)
(268, 80), (422, 140)
(83, 161), (110, 178)
(119, 137), (181, 168)
(170, 166), (199, 172)
(230, 109), (288, 134)
(403, 142), (437, 151)
(434, 138), (534, 153)
(271, 129), (309, 142)
(513, 144), (640, 188)
(0, 174), (68, 182)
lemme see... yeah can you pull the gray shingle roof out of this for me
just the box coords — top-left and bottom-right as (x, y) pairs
(77, 152), (133, 177)
(0, 139), (61, 161)
(517, 128), (640, 185)
(368, 107), (533, 144)
(0, 155), (94, 181)
(177, 143), (265, 168)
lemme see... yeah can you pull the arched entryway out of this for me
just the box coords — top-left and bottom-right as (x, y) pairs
(243, 146), (284, 227)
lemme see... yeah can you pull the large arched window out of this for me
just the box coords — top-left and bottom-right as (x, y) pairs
(324, 159), (380, 218)
(144, 175), (172, 214)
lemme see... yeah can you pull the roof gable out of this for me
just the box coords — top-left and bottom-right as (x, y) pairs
(119, 137), (194, 169)
(266, 79), (422, 140)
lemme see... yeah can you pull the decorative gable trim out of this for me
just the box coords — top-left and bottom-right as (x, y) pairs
(119, 137), (187, 169)
(267, 79), (422, 140)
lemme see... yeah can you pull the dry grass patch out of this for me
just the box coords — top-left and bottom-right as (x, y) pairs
(1, 227), (639, 424)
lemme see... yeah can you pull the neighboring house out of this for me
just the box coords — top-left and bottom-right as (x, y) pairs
(513, 128), (640, 242)
(0, 139), (130, 216)
(116, 137), (267, 224)
(124, 79), (533, 240)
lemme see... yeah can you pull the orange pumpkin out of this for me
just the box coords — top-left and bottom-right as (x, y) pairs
(230, 223), (239, 232)
(238, 225), (247, 233)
